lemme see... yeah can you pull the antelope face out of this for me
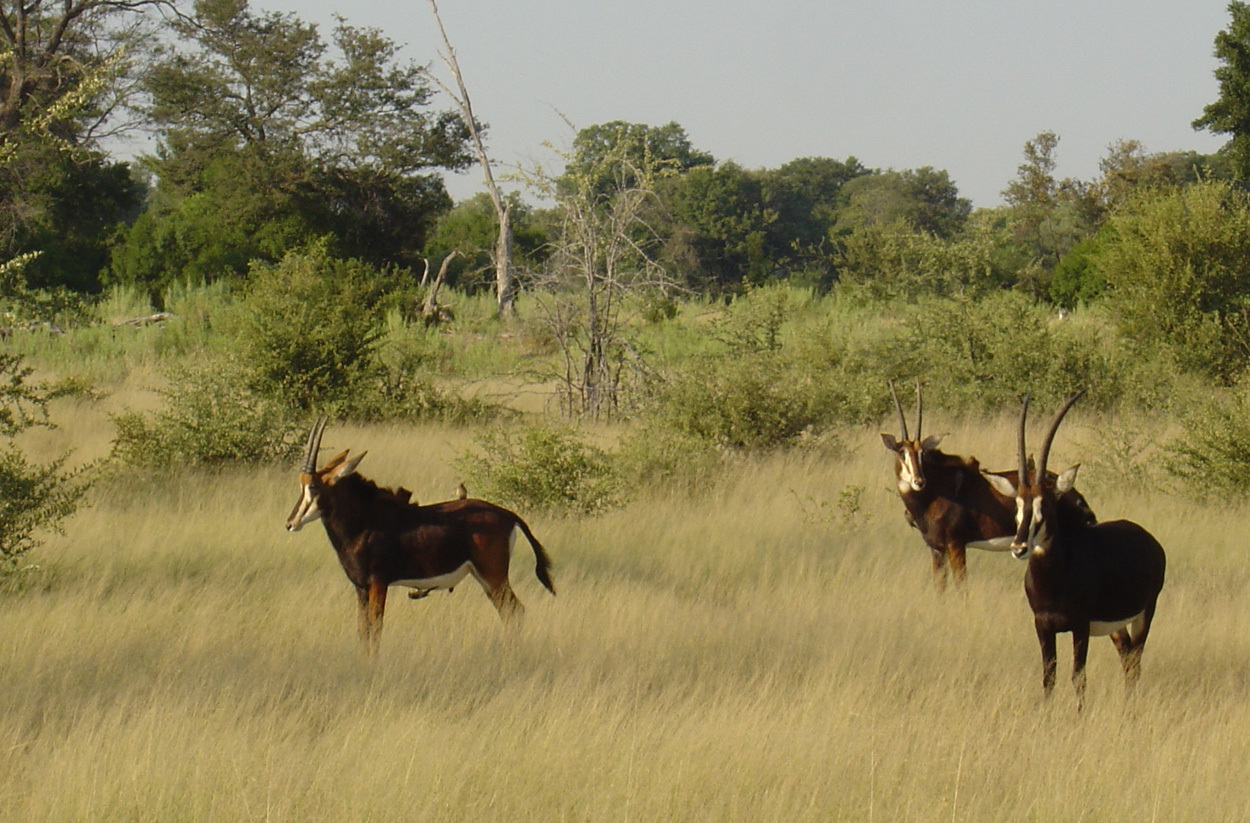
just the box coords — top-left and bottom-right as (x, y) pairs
(287, 474), (323, 532)
(1010, 488), (1047, 559)
(1006, 465), (1079, 560)
(881, 433), (942, 493)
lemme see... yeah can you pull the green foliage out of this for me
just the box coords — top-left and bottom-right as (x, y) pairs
(833, 167), (971, 239)
(614, 420), (723, 496)
(1094, 180), (1250, 382)
(0, 354), (89, 572)
(109, 356), (301, 469)
(1049, 234), (1106, 306)
(1164, 384), (1250, 498)
(648, 351), (838, 450)
(834, 212), (1013, 300)
(235, 245), (390, 412)
(1194, 1), (1250, 176)
(457, 424), (622, 515)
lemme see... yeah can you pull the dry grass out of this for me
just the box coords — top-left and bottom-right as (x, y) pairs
(2, 416), (1250, 822)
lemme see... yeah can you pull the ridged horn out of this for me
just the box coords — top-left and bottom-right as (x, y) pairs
(301, 417), (327, 473)
(1017, 393), (1031, 489)
(1037, 390), (1085, 483)
(914, 377), (923, 441)
(888, 380), (909, 441)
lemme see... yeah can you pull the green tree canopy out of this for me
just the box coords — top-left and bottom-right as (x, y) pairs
(113, 0), (474, 292)
(1094, 180), (1250, 381)
(1, 1), (161, 292)
(1194, 1), (1250, 177)
(834, 166), (971, 239)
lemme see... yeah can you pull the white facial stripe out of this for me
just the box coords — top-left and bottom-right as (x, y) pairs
(1014, 496), (1025, 528)
(1028, 496), (1047, 555)
(287, 485), (322, 531)
(899, 449), (923, 492)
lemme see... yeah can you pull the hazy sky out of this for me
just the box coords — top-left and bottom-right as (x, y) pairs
(259, 0), (1230, 208)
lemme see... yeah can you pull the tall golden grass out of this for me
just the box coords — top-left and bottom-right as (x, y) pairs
(2, 414), (1249, 822)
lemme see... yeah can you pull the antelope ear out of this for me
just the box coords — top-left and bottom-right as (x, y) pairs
(983, 472), (1017, 498)
(881, 433), (899, 451)
(329, 450), (367, 482)
(1056, 464), (1080, 493)
(319, 449), (350, 475)
(921, 434), (944, 452)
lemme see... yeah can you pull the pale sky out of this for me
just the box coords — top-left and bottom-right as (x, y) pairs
(258, 0), (1230, 209)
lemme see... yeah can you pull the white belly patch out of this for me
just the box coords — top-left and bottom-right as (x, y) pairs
(1090, 612), (1143, 637)
(393, 562), (474, 592)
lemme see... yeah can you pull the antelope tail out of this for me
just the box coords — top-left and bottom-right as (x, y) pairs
(515, 517), (556, 595)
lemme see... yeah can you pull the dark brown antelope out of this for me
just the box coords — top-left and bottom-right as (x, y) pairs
(983, 393), (1166, 707)
(882, 380), (1096, 590)
(286, 419), (555, 655)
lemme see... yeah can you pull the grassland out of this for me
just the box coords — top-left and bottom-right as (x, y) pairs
(2, 407), (1249, 822)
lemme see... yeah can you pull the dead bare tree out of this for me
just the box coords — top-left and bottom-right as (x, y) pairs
(421, 0), (516, 318)
(421, 250), (461, 325)
(519, 138), (673, 420)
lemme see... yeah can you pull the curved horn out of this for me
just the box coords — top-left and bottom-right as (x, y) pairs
(914, 377), (923, 441)
(301, 417), (327, 473)
(1017, 393), (1031, 489)
(888, 380), (909, 441)
(1037, 390), (1085, 482)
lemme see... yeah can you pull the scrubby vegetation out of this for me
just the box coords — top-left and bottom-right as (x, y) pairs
(6, 1), (1250, 819)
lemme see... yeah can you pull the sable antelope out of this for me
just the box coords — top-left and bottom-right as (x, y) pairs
(882, 380), (1096, 590)
(286, 419), (555, 655)
(984, 393), (1166, 707)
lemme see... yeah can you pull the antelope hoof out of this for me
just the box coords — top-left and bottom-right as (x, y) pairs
(408, 589), (432, 600)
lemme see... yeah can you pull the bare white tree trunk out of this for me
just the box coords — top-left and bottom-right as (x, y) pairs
(424, 0), (516, 317)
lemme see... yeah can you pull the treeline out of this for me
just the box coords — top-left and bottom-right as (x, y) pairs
(0, 1), (1240, 307)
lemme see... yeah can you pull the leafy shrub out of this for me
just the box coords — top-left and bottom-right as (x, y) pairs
(110, 356), (302, 468)
(457, 424), (621, 515)
(236, 243), (391, 412)
(1094, 181), (1250, 382)
(1163, 385), (1250, 498)
(615, 420), (724, 496)
(648, 351), (839, 449)
(0, 354), (89, 572)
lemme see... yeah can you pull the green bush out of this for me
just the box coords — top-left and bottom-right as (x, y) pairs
(615, 420), (724, 496)
(1094, 181), (1250, 382)
(648, 351), (839, 449)
(109, 356), (302, 468)
(236, 243), (392, 412)
(457, 424), (622, 515)
(1163, 385), (1250, 498)
(0, 354), (89, 572)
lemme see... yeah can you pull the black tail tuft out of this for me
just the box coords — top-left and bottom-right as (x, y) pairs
(516, 517), (555, 595)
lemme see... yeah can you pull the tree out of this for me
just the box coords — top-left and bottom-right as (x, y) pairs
(758, 156), (869, 283)
(1094, 180), (1250, 381)
(662, 161), (772, 289)
(564, 121), (714, 197)
(521, 133), (674, 419)
(422, 192), (549, 292)
(118, 0), (473, 289)
(835, 167), (971, 239)
(422, 0), (520, 317)
(1, 2), (162, 291)
(1001, 132), (1094, 278)
(1194, 1), (1250, 177)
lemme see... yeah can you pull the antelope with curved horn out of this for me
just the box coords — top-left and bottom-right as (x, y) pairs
(286, 419), (556, 655)
(984, 393), (1166, 707)
(882, 380), (1097, 590)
